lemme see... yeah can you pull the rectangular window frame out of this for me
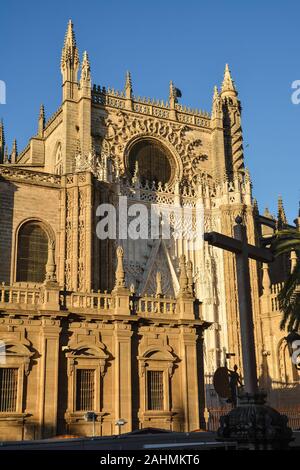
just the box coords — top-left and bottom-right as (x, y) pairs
(75, 368), (96, 412)
(0, 366), (23, 414)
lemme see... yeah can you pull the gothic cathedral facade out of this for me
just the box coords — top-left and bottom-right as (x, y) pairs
(0, 21), (298, 440)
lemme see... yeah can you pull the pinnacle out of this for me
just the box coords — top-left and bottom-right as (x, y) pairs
(65, 19), (76, 48)
(213, 85), (219, 100)
(125, 71), (132, 87)
(221, 63), (237, 95)
(0, 119), (4, 143)
(125, 71), (133, 98)
(61, 19), (79, 71)
(277, 195), (287, 225)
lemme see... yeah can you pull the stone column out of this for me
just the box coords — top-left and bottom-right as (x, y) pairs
(38, 319), (61, 438)
(179, 326), (200, 432)
(113, 322), (133, 434)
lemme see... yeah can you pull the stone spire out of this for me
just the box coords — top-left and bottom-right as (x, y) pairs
(221, 63), (237, 97)
(0, 119), (5, 164)
(10, 139), (17, 164)
(61, 20), (80, 100)
(125, 71), (133, 110)
(38, 104), (45, 137)
(277, 196), (287, 229)
(220, 64), (244, 173)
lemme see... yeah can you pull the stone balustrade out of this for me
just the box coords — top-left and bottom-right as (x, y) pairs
(65, 290), (112, 311)
(0, 283), (180, 317)
(0, 283), (41, 308)
(134, 295), (177, 316)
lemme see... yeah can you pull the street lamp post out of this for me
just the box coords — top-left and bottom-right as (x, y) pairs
(115, 418), (127, 435)
(84, 411), (97, 437)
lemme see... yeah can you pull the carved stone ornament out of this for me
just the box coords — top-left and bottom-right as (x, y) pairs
(103, 110), (208, 181)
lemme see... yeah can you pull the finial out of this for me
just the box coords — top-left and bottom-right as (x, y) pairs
(155, 271), (163, 298)
(132, 160), (140, 184)
(213, 85), (219, 100)
(235, 215), (243, 225)
(80, 51), (91, 88)
(277, 195), (287, 229)
(169, 80), (175, 102)
(114, 246), (126, 289)
(253, 198), (259, 214)
(0, 119), (4, 163)
(125, 71), (133, 99)
(212, 85), (221, 119)
(45, 240), (57, 283)
(221, 63), (237, 96)
(38, 104), (45, 136)
(262, 263), (271, 294)
(4, 145), (9, 163)
(11, 139), (18, 164)
(290, 251), (298, 273)
(186, 260), (194, 295)
(263, 207), (273, 219)
(178, 254), (189, 296)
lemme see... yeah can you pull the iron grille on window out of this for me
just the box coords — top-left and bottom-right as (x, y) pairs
(147, 370), (164, 410)
(0, 368), (18, 412)
(16, 223), (48, 283)
(76, 369), (95, 411)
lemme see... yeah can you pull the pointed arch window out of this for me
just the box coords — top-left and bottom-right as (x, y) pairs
(55, 143), (63, 175)
(16, 222), (48, 283)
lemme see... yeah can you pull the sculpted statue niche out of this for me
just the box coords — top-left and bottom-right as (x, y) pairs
(127, 138), (174, 185)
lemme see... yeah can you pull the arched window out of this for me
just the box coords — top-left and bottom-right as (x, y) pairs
(128, 139), (173, 185)
(16, 222), (48, 283)
(54, 143), (63, 175)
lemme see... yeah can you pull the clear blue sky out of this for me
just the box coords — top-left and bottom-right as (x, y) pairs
(1, 0), (299, 222)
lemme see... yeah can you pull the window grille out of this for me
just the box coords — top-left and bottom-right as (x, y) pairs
(147, 370), (164, 410)
(16, 223), (48, 283)
(76, 369), (95, 411)
(0, 368), (18, 412)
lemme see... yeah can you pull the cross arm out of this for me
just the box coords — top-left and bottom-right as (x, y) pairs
(247, 244), (274, 263)
(204, 232), (242, 254)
